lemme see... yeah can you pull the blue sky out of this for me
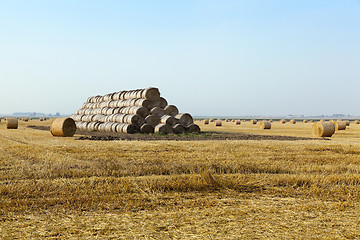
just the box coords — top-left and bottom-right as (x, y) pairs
(1, 1), (359, 116)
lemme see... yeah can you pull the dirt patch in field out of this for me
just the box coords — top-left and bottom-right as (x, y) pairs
(27, 125), (323, 141)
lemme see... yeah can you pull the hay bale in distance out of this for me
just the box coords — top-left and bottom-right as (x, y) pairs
(235, 120), (241, 125)
(215, 120), (222, 127)
(6, 118), (18, 129)
(259, 121), (271, 130)
(50, 118), (76, 137)
(345, 120), (350, 126)
(303, 120), (308, 123)
(251, 119), (257, 124)
(334, 121), (346, 131)
(289, 119), (296, 124)
(354, 120), (359, 124)
(280, 119), (286, 124)
(312, 122), (335, 137)
(203, 119), (209, 125)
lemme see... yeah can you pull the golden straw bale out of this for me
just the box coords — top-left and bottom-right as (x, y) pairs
(215, 120), (222, 127)
(235, 120), (241, 125)
(354, 120), (359, 124)
(6, 118), (18, 129)
(312, 122), (335, 137)
(203, 119), (209, 125)
(50, 118), (76, 137)
(303, 120), (308, 123)
(259, 121), (271, 130)
(251, 119), (257, 124)
(289, 119), (296, 124)
(345, 120), (350, 126)
(334, 121), (346, 131)
(280, 119), (286, 124)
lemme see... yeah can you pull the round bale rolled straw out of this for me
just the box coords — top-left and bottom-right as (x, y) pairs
(175, 113), (193, 126)
(154, 123), (173, 134)
(142, 87), (160, 100)
(150, 107), (165, 118)
(334, 121), (346, 131)
(303, 120), (308, 123)
(289, 119), (296, 124)
(203, 119), (209, 125)
(215, 120), (222, 126)
(345, 120), (350, 126)
(235, 120), (241, 125)
(354, 120), (359, 124)
(259, 121), (271, 130)
(186, 123), (200, 133)
(160, 115), (179, 127)
(280, 119), (286, 124)
(164, 105), (179, 116)
(312, 122), (335, 137)
(172, 123), (186, 134)
(140, 123), (154, 134)
(153, 97), (168, 109)
(251, 119), (257, 124)
(50, 118), (76, 137)
(145, 115), (160, 127)
(6, 118), (18, 129)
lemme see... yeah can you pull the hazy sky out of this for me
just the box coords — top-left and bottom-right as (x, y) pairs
(1, 1), (359, 116)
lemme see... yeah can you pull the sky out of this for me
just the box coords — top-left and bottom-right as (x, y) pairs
(0, 0), (359, 116)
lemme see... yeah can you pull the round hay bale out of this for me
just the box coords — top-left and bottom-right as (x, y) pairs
(172, 123), (186, 134)
(186, 123), (200, 133)
(235, 120), (241, 125)
(345, 120), (350, 126)
(203, 119), (209, 125)
(164, 105), (179, 116)
(160, 115), (179, 127)
(320, 119), (325, 122)
(289, 119), (296, 124)
(6, 118), (18, 129)
(354, 120), (359, 124)
(142, 87), (160, 100)
(154, 123), (173, 134)
(175, 113), (193, 126)
(50, 118), (76, 137)
(312, 122), (335, 137)
(150, 107), (165, 118)
(215, 120), (222, 127)
(334, 121), (346, 131)
(145, 115), (160, 127)
(140, 123), (154, 134)
(280, 119), (286, 124)
(134, 99), (154, 110)
(259, 121), (271, 130)
(251, 119), (257, 124)
(117, 124), (138, 134)
(303, 120), (308, 123)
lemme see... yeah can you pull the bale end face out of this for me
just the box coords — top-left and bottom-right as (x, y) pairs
(6, 118), (18, 129)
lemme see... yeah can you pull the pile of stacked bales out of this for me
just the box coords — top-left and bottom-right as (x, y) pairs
(70, 87), (200, 134)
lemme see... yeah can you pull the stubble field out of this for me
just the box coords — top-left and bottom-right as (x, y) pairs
(1, 119), (360, 239)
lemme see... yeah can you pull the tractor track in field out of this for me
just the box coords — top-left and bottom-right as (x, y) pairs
(27, 125), (323, 142)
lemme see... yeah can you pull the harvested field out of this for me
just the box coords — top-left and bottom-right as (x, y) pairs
(1, 119), (360, 239)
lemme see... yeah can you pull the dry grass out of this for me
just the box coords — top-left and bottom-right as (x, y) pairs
(1, 119), (360, 239)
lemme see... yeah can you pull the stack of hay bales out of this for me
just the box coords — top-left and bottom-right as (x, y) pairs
(70, 87), (200, 134)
